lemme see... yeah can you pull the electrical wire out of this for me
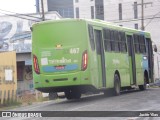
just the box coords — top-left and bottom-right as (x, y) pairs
(0, 1), (160, 23)
(145, 11), (160, 27)
(0, 9), (42, 20)
(109, 16), (160, 23)
(0, 11), (41, 22)
(0, 9), (52, 22)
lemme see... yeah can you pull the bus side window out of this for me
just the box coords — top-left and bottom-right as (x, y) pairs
(103, 29), (111, 51)
(110, 30), (115, 51)
(88, 25), (95, 51)
(139, 35), (146, 54)
(119, 32), (127, 52)
(133, 34), (140, 53)
(114, 30), (120, 52)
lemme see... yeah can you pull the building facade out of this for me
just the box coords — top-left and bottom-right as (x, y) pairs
(40, 0), (104, 20)
(0, 12), (61, 97)
(0, 51), (17, 105)
(37, 0), (74, 18)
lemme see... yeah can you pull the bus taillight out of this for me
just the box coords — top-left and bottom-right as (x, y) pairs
(33, 55), (40, 74)
(81, 50), (88, 71)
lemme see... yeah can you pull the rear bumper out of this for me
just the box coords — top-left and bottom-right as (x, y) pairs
(36, 85), (97, 93)
(33, 71), (90, 92)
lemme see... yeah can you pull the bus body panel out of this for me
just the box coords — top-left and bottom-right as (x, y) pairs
(105, 52), (130, 88)
(32, 19), (153, 94)
(135, 54), (144, 85)
(32, 20), (94, 91)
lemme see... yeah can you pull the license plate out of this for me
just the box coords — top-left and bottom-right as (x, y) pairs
(55, 66), (65, 70)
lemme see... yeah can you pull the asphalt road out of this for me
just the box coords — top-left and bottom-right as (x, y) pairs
(1, 87), (160, 120)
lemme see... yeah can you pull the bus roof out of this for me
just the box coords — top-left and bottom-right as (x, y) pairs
(32, 18), (151, 37)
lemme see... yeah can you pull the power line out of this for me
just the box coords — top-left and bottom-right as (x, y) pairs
(0, 8), (52, 21)
(0, 9), (42, 20)
(0, 12), (40, 22)
(111, 16), (160, 23)
(0, 1), (159, 23)
(145, 11), (160, 28)
(3, 10), (156, 24)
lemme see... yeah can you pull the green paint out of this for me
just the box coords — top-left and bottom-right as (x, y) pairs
(32, 19), (152, 93)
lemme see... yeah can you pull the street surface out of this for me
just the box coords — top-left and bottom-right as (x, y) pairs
(1, 87), (160, 120)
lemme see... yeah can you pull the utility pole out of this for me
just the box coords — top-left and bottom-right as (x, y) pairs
(41, 0), (45, 21)
(136, 1), (152, 31)
(141, 0), (144, 30)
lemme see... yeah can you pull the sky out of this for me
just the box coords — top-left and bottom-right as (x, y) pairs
(0, 0), (36, 15)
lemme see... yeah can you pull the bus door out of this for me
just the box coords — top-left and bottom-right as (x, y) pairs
(127, 35), (136, 85)
(146, 38), (154, 82)
(94, 29), (106, 88)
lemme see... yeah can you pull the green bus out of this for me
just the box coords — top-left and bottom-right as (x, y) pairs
(32, 19), (154, 99)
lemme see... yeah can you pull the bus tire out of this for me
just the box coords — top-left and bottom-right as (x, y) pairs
(49, 92), (58, 100)
(65, 90), (81, 100)
(72, 91), (81, 99)
(139, 74), (147, 91)
(114, 74), (121, 96)
(65, 90), (73, 100)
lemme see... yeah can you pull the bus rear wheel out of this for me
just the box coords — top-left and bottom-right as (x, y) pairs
(65, 89), (81, 100)
(65, 91), (72, 100)
(114, 74), (121, 96)
(49, 92), (58, 100)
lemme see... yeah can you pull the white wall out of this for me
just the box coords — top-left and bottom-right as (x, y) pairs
(103, 0), (160, 44)
(74, 0), (95, 19)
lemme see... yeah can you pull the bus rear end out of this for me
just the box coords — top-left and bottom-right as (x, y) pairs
(32, 19), (90, 98)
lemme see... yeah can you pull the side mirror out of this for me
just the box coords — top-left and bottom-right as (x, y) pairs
(153, 44), (157, 52)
